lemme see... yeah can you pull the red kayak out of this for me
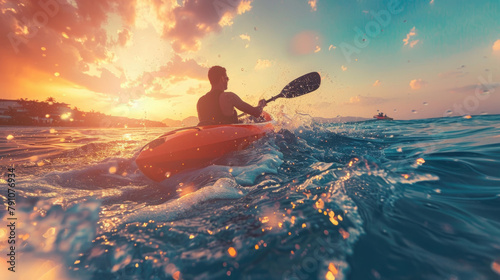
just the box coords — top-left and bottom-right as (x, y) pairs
(136, 113), (274, 182)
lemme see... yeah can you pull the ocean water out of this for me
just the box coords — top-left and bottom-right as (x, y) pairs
(1, 114), (500, 280)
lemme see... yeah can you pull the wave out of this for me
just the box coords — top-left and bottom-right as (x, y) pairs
(2, 114), (500, 279)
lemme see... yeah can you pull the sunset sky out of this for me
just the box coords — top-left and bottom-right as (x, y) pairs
(1, 0), (499, 121)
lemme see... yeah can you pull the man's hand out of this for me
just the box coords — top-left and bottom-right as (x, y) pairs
(258, 99), (267, 109)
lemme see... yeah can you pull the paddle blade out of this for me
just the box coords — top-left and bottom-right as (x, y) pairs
(266, 72), (321, 103)
(281, 71), (321, 98)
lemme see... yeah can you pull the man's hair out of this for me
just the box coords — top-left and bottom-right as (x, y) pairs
(208, 66), (226, 86)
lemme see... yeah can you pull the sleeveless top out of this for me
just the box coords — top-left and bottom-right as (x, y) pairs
(197, 90), (238, 126)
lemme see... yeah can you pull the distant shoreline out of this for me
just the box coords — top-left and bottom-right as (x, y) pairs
(0, 98), (167, 128)
(0, 124), (167, 129)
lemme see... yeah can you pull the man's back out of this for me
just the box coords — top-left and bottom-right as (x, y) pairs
(197, 91), (237, 125)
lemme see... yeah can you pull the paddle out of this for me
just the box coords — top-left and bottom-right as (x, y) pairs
(266, 71), (321, 103)
(239, 72), (321, 117)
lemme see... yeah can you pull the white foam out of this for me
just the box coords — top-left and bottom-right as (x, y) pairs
(231, 152), (284, 185)
(123, 178), (246, 223)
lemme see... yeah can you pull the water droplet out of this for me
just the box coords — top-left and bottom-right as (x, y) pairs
(228, 247), (237, 257)
(43, 227), (56, 238)
(241, 68), (244, 71)
(445, 110), (453, 115)
(412, 110), (417, 114)
(423, 102), (428, 105)
(492, 259), (500, 275)
(393, 109), (397, 112)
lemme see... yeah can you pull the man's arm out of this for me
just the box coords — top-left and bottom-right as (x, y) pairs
(222, 92), (265, 118)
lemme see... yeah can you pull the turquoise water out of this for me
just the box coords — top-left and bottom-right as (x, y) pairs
(1, 114), (500, 279)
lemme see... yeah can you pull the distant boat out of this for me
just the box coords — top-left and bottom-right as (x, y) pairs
(373, 113), (393, 120)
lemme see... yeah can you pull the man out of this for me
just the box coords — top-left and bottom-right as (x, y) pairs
(197, 66), (266, 125)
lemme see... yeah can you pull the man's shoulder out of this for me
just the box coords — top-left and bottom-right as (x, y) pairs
(198, 91), (211, 100)
(219, 92), (240, 107)
(197, 92), (209, 107)
(221, 91), (239, 100)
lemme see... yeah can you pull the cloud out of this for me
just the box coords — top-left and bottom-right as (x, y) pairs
(403, 27), (419, 48)
(344, 95), (386, 105)
(290, 30), (321, 55)
(239, 33), (250, 48)
(341, 65), (347, 71)
(112, 53), (205, 101)
(328, 45), (336, 51)
(409, 79), (426, 90)
(448, 83), (500, 95)
(255, 59), (274, 70)
(438, 70), (466, 79)
(308, 0), (318, 12)
(0, 0), (136, 99)
(162, 0), (253, 53)
(239, 34), (251, 41)
(152, 54), (208, 83)
(117, 29), (131, 46)
(409, 40), (419, 48)
(187, 83), (207, 95)
(493, 39), (500, 51)
(1, 0), (259, 121)
(146, 91), (180, 100)
(112, 54), (208, 101)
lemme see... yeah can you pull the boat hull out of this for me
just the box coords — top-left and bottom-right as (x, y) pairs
(373, 115), (393, 120)
(136, 118), (274, 182)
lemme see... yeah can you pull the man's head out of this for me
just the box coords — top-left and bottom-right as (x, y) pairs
(208, 66), (229, 90)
